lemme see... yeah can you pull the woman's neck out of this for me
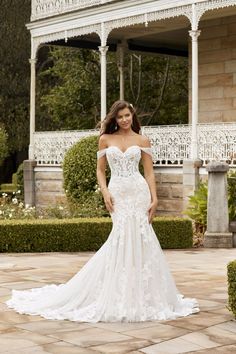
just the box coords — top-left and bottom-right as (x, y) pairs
(116, 128), (134, 136)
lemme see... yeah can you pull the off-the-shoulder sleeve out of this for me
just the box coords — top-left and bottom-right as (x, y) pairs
(140, 147), (153, 158)
(97, 149), (107, 159)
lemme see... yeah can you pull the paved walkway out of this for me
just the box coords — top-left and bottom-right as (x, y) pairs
(0, 248), (235, 354)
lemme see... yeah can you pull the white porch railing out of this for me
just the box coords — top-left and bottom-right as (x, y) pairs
(31, 0), (115, 21)
(33, 123), (236, 166)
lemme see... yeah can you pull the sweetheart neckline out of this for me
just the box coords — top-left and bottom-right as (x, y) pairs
(106, 145), (141, 154)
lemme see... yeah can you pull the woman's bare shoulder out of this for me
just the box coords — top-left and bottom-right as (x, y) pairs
(139, 134), (151, 147)
(98, 134), (109, 149)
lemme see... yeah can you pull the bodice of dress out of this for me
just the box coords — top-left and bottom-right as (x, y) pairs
(97, 145), (152, 178)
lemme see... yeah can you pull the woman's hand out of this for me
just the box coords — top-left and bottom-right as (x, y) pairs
(148, 200), (158, 223)
(103, 190), (114, 213)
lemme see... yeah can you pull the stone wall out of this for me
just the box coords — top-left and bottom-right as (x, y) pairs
(34, 167), (66, 208)
(34, 166), (184, 216)
(189, 15), (236, 123)
(155, 167), (183, 216)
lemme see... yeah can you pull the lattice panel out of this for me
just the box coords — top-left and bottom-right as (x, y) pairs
(34, 130), (98, 165)
(34, 123), (236, 167)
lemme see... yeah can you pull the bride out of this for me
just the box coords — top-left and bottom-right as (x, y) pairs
(6, 100), (199, 322)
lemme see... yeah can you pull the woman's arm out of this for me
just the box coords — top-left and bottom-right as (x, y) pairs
(96, 135), (114, 213)
(141, 137), (158, 223)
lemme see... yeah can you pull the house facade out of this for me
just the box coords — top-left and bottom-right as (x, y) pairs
(25, 0), (236, 215)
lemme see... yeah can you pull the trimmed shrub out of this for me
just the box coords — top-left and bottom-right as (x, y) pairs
(227, 260), (236, 319)
(0, 126), (8, 166)
(62, 135), (110, 217)
(0, 217), (193, 253)
(63, 135), (101, 200)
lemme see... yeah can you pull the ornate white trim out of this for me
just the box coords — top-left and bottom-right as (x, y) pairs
(103, 5), (193, 44)
(194, 0), (236, 29)
(31, 0), (115, 21)
(30, 0), (236, 58)
(31, 23), (101, 58)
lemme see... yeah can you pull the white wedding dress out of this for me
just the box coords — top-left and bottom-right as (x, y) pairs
(6, 145), (199, 322)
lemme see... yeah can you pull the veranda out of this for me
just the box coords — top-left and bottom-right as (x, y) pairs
(25, 0), (236, 215)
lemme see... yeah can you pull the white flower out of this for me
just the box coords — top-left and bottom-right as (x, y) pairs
(59, 206), (64, 210)
(17, 190), (21, 194)
(12, 198), (18, 204)
(25, 204), (30, 209)
(9, 213), (12, 218)
(0, 210), (3, 215)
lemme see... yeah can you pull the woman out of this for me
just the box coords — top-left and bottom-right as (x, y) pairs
(6, 100), (199, 322)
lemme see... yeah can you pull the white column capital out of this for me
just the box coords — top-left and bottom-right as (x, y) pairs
(98, 45), (109, 56)
(29, 58), (37, 65)
(189, 30), (201, 41)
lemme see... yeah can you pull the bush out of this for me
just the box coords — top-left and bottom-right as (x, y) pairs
(0, 125), (8, 165)
(227, 260), (236, 319)
(228, 170), (236, 222)
(63, 135), (101, 200)
(0, 217), (193, 252)
(185, 181), (208, 233)
(63, 135), (110, 216)
(16, 163), (24, 195)
(0, 193), (36, 220)
(63, 136), (112, 217)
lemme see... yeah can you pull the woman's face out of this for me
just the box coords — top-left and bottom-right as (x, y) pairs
(116, 107), (133, 130)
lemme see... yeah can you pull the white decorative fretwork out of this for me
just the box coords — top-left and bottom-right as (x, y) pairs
(32, 23), (102, 59)
(34, 123), (236, 167)
(31, 0), (115, 21)
(34, 130), (98, 165)
(30, 0), (236, 58)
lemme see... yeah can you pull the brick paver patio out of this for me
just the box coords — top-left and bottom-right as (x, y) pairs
(0, 248), (235, 353)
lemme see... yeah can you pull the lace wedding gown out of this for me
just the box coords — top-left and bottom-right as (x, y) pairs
(6, 145), (199, 322)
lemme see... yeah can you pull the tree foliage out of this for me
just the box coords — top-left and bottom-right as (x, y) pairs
(0, 0), (31, 153)
(37, 47), (188, 130)
(0, 126), (8, 166)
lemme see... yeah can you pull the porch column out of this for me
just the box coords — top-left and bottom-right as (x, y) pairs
(29, 58), (37, 160)
(117, 43), (126, 100)
(189, 30), (201, 159)
(98, 45), (109, 120)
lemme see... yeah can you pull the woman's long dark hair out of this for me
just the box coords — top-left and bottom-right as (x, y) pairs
(100, 100), (141, 135)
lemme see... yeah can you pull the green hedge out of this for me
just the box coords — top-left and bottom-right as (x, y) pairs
(0, 217), (193, 253)
(228, 260), (236, 319)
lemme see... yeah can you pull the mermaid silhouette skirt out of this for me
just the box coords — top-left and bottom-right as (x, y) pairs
(6, 146), (199, 322)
